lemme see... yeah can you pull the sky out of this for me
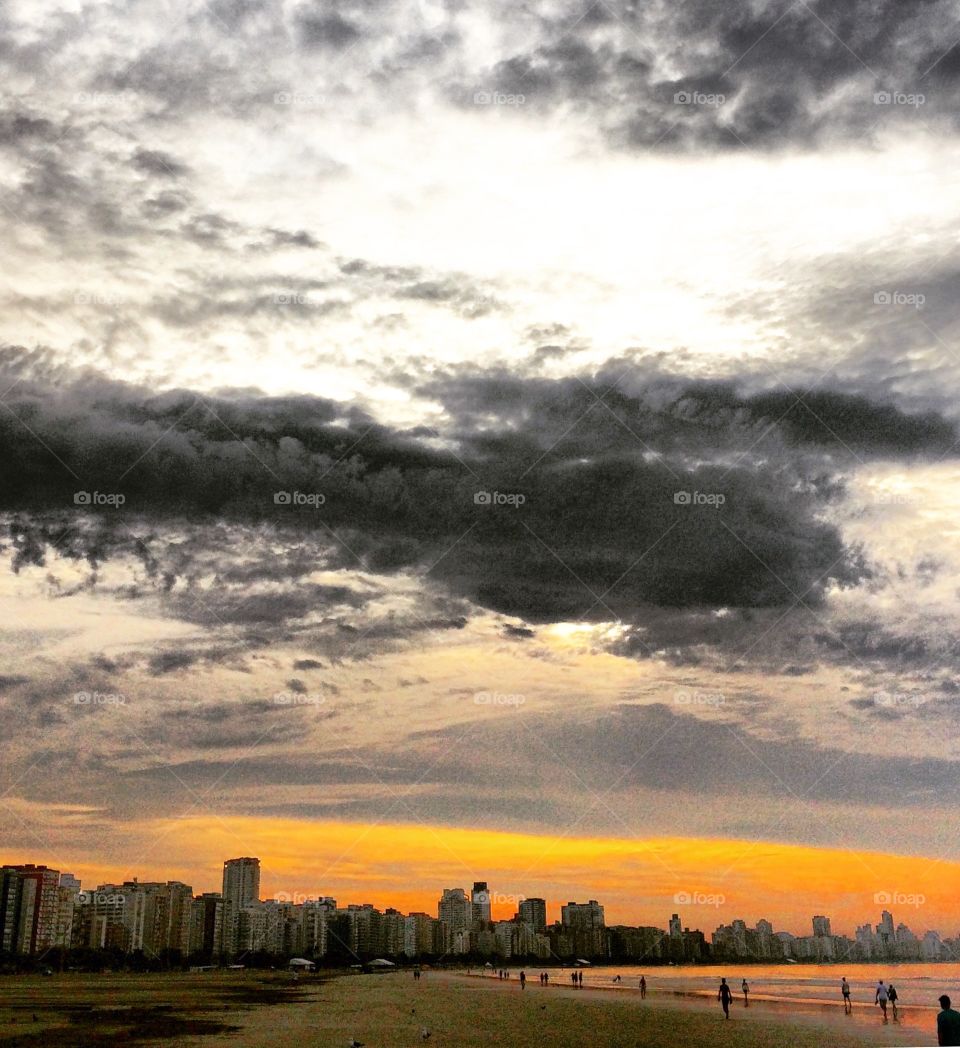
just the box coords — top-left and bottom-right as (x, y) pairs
(2, 0), (960, 937)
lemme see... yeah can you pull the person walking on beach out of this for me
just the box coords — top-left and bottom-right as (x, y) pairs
(888, 983), (899, 1022)
(578, 970), (583, 987)
(718, 978), (733, 1019)
(875, 980), (889, 1023)
(741, 979), (749, 1007)
(834, 976), (851, 1010)
(519, 971), (526, 990)
(639, 976), (647, 999)
(937, 995), (960, 1045)
(571, 972), (577, 986)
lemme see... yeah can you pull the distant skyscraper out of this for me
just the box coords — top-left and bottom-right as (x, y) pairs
(471, 881), (491, 924)
(812, 915), (832, 937)
(669, 912), (682, 939)
(561, 900), (605, 930)
(0, 864), (60, 954)
(878, 909), (895, 938)
(518, 897), (547, 932)
(221, 857), (260, 956)
(222, 857), (260, 910)
(438, 888), (473, 935)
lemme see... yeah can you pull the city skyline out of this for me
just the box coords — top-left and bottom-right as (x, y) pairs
(4, 852), (957, 948)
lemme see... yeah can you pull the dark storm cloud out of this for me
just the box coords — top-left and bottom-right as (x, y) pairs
(296, 11), (363, 49)
(131, 147), (190, 178)
(33, 700), (958, 835)
(6, 351), (950, 634)
(410, 702), (960, 811)
(457, 0), (960, 149)
(723, 247), (960, 420)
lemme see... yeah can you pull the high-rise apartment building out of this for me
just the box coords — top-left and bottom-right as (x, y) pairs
(518, 897), (547, 932)
(0, 864), (61, 954)
(221, 857), (260, 956)
(471, 881), (491, 925)
(438, 888), (473, 936)
(812, 915), (832, 937)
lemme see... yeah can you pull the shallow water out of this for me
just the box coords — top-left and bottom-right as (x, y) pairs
(507, 962), (960, 1013)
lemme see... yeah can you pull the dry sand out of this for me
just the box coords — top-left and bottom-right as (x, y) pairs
(0, 968), (938, 1047)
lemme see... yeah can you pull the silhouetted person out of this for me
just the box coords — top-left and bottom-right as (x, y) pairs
(742, 979), (749, 1007)
(875, 980), (889, 1023)
(639, 976), (646, 999)
(938, 995), (960, 1045)
(544, 972), (549, 985)
(718, 978), (733, 1019)
(841, 977), (851, 1014)
(578, 970), (583, 987)
(520, 971), (526, 989)
(888, 983), (899, 1021)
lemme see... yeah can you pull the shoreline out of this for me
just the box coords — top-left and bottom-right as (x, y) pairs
(461, 969), (940, 1014)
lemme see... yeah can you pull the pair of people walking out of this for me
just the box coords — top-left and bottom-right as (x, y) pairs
(875, 980), (899, 1023)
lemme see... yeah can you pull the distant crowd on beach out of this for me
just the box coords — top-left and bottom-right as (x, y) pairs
(484, 967), (960, 1044)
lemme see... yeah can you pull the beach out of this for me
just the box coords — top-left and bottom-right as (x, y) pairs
(0, 968), (941, 1047)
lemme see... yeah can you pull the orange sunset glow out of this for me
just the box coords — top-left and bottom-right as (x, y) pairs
(57, 817), (960, 936)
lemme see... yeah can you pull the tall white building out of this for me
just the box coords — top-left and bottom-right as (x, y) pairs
(438, 888), (473, 937)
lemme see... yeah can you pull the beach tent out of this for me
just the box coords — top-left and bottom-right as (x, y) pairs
(368, 958), (396, 968)
(575, 959), (592, 966)
(288, 958), (316, 971)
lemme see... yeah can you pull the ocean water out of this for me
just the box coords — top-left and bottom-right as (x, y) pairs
(559, 962), (960, 1011)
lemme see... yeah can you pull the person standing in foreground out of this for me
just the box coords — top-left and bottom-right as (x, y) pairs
(741, 979), (749, 1007)
(639, 975), (647, 999)
(519, 971), (526, 990)
(841, 978), (851, 1014)
(875, 980), (889, 1023)
(718, 978), (733, 1019)
(938, 995), (960, 1045)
